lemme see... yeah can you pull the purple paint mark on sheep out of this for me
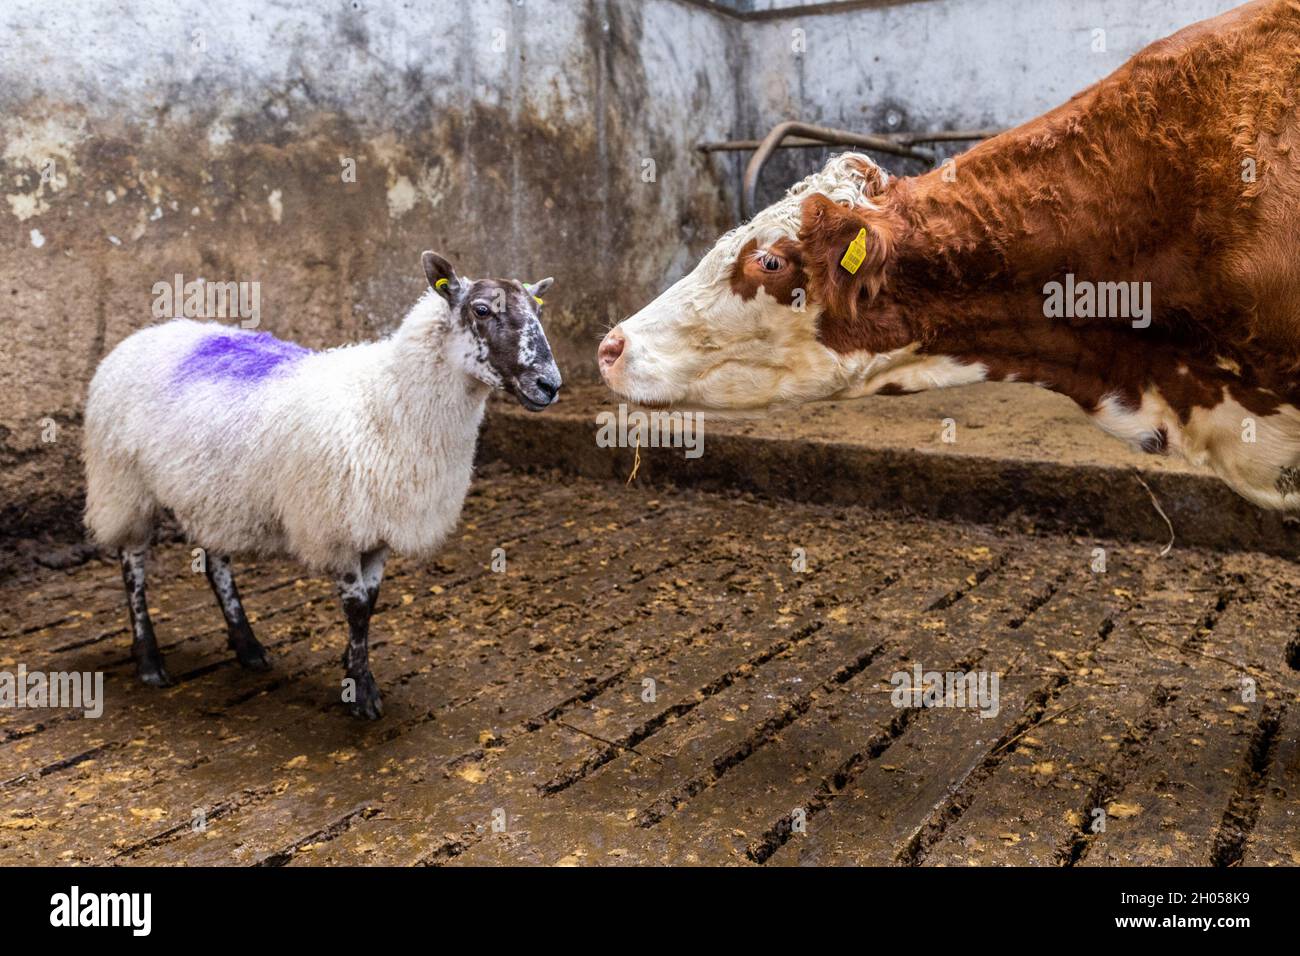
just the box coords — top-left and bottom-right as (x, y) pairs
(177, 328), (311, 385)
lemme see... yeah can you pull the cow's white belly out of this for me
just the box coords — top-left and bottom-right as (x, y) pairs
(1092, 386), (1300, 512)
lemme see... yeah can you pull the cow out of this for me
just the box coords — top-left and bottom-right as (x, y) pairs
(598, 0), (1300, 515)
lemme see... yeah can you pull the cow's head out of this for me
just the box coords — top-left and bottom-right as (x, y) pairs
(599, 152), (919, 411)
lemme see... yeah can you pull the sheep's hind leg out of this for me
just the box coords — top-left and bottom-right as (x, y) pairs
(121, 547), (170, 687)
(204, 554), (271, 671)
(336, 546), (388, 720)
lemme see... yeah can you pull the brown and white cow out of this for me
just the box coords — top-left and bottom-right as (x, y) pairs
(599, 0), (1300, 512)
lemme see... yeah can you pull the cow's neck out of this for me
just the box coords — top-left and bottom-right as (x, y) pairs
(861, 140), (1264, 421)
(845, 146), (1300, 504)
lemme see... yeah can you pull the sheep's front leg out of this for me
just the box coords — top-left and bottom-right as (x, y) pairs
(337, 547), (388, 719)
(204, 554), (271, 671)
(121, 547), (170, 687)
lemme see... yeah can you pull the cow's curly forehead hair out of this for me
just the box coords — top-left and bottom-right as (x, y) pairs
(688, 152), (888, 305)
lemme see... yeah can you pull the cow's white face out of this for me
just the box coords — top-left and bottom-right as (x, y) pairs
(600, 153), (914, 411)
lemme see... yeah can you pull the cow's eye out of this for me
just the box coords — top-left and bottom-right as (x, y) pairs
(473, 303), (491, 317)
(760, 253), (784, 272)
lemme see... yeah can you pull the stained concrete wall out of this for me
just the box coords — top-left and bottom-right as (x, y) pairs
(738, 0), (1247, 205)
(740, 0), (1243, 130)
(0, 0), (1253, 546)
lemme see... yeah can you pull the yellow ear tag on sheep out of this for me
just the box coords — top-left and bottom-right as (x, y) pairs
(532, 295), (543, 305)
(435, 278), (450, 290)
(840, 227), (868, 275)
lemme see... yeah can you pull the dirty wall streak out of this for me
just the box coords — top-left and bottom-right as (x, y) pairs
(0, 0), (741, 545)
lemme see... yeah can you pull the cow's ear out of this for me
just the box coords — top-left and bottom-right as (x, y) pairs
(797, 193), (909, 352)
(798, 193), (894, 309)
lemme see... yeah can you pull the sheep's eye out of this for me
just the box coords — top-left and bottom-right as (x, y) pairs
(472, 303), (492, 317)
(759, 254), (784, 272)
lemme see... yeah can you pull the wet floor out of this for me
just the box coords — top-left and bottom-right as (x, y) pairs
(2, 469), (1297, 866)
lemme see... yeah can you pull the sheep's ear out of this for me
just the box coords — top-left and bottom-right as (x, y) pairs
(422, 251), (460, 301)
(525, 277), (554, 304)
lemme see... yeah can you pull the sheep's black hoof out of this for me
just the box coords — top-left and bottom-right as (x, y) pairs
(232, 640), (272, 671)
(346, 674), (384, 720)
(348, 695), (384, 720)
(136, 660), (172, 687)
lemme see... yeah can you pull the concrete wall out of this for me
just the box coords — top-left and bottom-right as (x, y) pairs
(741, 0), (1242, 130)
(739, 0), (1246, 205)
(0, 0), (1252, 545)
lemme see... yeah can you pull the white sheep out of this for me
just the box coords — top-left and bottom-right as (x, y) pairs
(83, 252), (561, 718)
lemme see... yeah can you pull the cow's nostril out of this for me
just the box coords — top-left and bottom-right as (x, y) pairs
(598, 331), (625, 370)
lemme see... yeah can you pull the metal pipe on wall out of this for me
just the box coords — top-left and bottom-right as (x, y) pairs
(699, 120), (1001, 220)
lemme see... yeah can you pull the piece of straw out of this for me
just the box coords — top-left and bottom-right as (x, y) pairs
(1133, 471), (1175, 556)
(626, 434), (642, 484)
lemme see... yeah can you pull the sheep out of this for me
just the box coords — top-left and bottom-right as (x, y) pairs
(83, 252), (562, 718)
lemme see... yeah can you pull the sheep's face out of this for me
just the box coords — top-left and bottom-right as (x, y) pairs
(422, 253), (562, 411)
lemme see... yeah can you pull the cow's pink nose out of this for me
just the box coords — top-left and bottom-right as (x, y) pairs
(598, 330), (625, 372)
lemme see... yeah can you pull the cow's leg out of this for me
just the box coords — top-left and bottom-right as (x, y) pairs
(337, 546), (388, 719)
(121, 547), (170, 686)
(204, 553), (271, 671)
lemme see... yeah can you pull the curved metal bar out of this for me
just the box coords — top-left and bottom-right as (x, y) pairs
(741, 121), (937, 220)
(699, 128), (1001, 153)
(892, 127), (1002, 145)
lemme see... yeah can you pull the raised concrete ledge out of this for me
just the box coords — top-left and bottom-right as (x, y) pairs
(480, 383), (1300, 559)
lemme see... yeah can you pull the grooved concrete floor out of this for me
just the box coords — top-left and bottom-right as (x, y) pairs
(2, 470), (1298, 866)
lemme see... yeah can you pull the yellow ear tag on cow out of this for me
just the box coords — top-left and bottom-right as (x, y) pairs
(435, 278), (450, 290)
(840, 227), (868, 275)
